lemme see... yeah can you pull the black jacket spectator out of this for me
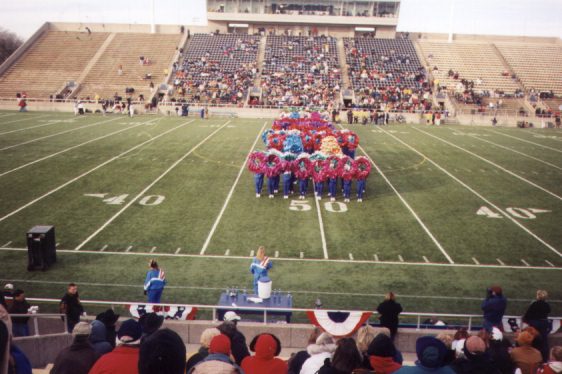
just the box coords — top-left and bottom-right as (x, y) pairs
(377, 293), (403, 338)
(217, 321), (250, 365)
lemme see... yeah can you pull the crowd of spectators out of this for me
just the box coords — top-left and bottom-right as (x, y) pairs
(172, 33), (260, 106)
(344, 37), (432, 112)
(258, 35), (342, 108)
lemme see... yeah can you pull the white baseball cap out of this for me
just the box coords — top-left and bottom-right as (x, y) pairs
(4, 284), (13, 290)
(223, 311), (241, 322)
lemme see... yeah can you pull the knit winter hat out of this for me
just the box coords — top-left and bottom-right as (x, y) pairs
(72, 322), (92, 337)
(415, 336), (447, 369)
(117, 319), (143, 343)
(367, 334), (396, 358)
(139, 312), (164, 336)
(138, 329), (186, 374)
(209, 334), (231, 355)
(96, 309), (120, 326)
(465, 336), (486, 354)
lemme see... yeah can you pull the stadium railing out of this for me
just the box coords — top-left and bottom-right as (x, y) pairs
(7, 313), (67, 336)
(23, 297), (561, 335)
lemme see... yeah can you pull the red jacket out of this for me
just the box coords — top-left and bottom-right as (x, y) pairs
(241, 334), (288, 374)
(88, 345), (139, 374)
(369, 355), (401, 374)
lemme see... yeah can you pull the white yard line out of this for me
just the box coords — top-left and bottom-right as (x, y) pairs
(0, 120), (193, 223)
(3, 277), (561, 302)
(0, 120), (151, 177)
(200, 121), (267, 255)
(486, 129), (562, 154)
(354, 144), (454, 264)
(312, 183), (329, 259)
(465, 132), (562, 171)
(1, 246), (559, 270)
(75, 120), (230, 251)
(0, 120), (69, 136)
(0, 116), (121, 151)
(413, 127), (562, 201)
(380, 127), (562, 258)
(0, 114), (49, 126)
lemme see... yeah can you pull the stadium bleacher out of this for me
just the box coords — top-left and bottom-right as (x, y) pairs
(259, 35), (341, 107)
(0, 31), (109, 99)
(171, 33), (260, 105)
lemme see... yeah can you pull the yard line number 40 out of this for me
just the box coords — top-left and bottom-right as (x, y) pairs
(476, 206), (551, 219)
(84, 193), (165, 206)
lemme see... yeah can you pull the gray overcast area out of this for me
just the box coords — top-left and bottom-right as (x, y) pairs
(1, 0), (561, 40)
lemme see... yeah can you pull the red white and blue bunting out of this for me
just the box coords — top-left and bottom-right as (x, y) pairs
(306, 310), (372, 337)
(128, 304), (197, 320)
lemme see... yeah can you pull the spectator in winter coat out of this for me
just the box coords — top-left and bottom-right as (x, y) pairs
(317, 337), (362, 374)
(299, 332), (337, 374)
(8, 289), (30, 337)
(95, 309), (119, 349)
(288, 328), (321, 374)
(486, 327), (515, 374)
(186, 328), (222, 372)
(138, 329), (186, 374)
(536, 346), (562, 374)
(50, 322), (99, 374)
(241, 333), (287, 374)
(377, 292), (403, 340)
(395, 336), (454, 373)
(218, 313), (250, 366)
(367, 334), (402, 373)
(0, 303), (12, 374)
(139, 312), (163, 341)
(89, 320), (112, 356)
(435, 333), (456, 365)
(510, 331), (543, 374)
(190, 334), (244, 374)
(523, 290), (551, 362)
(481, 286), (507, 332)
(59, 283), (84, 333)
(450, 336), (500, 374)
(88, 319), (143, 374)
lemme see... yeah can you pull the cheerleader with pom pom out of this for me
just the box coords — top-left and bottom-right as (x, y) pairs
(355, 156), (372, 202)
(294, 156), (311, 199)
(311, 159), (327, 200)
(326, 156), (341, 202)
(339, 156), (356, 203)
(247, 151), (267, 198)
(264, 154), (282, 198)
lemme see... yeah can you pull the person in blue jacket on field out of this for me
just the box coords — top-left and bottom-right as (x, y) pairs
(249, 246), (272, 294)
(144, 259), (166, 303)
(481, 285), (507, 331)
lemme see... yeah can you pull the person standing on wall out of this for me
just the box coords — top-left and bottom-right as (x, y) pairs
(144, 259), (166, 304)
(250, 246), (272, 295)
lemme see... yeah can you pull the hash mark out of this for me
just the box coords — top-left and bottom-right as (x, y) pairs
(472, 257), (480, 265)
(125, 246), (133, 252)
(300, 252), (304, 259)
(56, 242), (60, 247)
(521, 259), (530, 266)
(150, 246), (157, 253)
(2, 241), (12, 247)
(274, 251), (279, 258)
(225, 249), (230, 256)
(100, 245), (108, 252)
(175, 247), (182, 254)
(250, 250), (255, 257)
(422, 256), (429, 263)
(398, 255), (404, 262)
(496, 258), (505, 266)
(349, 253), (354, 260)
(374, 254), (379, 261)
(545, 260), (555, 267)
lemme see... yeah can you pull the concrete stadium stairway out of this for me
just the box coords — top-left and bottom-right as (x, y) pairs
(336, 38), (352, 89)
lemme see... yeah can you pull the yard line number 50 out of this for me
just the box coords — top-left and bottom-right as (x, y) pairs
(289, 200), (348, 213)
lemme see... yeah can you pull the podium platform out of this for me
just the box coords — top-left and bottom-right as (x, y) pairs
(217, 292), (293, 323)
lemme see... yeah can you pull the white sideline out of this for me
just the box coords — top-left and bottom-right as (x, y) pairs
(380, 128), (562, 258)
(0, 116), (121, 151)
(74, 120), (230, 251)
(0, 120), (194, 223)
(413, 127), (562, 201)
(200, 121), (268, 255)
(0, 114), (49, 126)
(465, 132), (562, 171)
(486, 129), (562, 154)
(2, 277), (561, 302)
(1, 246), (560, 271)
(0, 120), (152, 177)
(352, 141), (454, 264)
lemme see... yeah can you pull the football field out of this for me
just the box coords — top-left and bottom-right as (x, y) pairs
(0, 111), (560, 317)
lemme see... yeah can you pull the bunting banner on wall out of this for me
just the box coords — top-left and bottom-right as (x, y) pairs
(306, 310), (372, 337)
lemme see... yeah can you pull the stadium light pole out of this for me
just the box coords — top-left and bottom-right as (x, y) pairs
(151, 0), (156, 33)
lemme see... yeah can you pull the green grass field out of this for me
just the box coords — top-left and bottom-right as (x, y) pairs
(0, 110), (561, 319)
